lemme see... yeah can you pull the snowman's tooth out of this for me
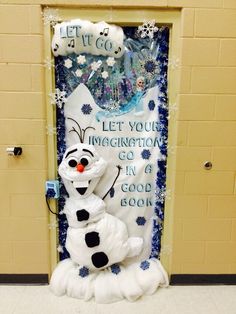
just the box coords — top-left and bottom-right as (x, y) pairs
(73, 181), (89, 188)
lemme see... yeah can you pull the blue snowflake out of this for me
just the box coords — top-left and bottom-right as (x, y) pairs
(140, 260), (150, 270)
(111, 264), (121, 275)
(148, 100), (155, 111)
(81, 104), (92, 115)
(136, 216), (146, 226)
(141, 149), (151, 160)
(79, 266), (89, 278)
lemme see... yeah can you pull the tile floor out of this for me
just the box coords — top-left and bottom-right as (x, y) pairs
(0, 285), (236, 314)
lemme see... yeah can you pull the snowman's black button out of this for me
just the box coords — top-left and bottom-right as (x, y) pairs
(85, 232), (100, 248)
(76, 209), (90, 221)
(91, 252), (109, 268)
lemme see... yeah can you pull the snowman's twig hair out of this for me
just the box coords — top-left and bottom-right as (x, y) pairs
(67, 117), (95, 143)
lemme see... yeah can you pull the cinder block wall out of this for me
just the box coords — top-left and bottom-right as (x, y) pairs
(0, 0), (235, 276)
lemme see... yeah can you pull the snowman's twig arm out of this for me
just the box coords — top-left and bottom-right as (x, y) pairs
(102, 165), (122, 200)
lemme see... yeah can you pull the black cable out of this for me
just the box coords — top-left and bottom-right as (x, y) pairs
(45, 195), (59, 217)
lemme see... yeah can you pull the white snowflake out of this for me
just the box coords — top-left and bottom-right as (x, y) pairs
(91, 61), (102, 71)
(169, 57), (180, 69)
(48, 220), (58, 229)
(57, 244), (64, 253)
(106, 57), (116, 67)
(167, 145), (176, 155)
(101, 71), (109, 79)
(160, 245), (172, 257)
(75, 69), (83, 77)
(104, 102), (120, 112)
(43, 57), (54, 70)
(138, 20), (158, 39)
(46, 125), (57, 135)
(64, 59), (73, 69)
(156, 186), (171, 204)
(42, 7), (61, 26)
(169, 102), (178, 113)
(49, 88), (67, 108)
(77, 55), (86, 65)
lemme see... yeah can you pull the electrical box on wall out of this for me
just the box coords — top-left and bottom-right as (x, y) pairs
(45, 180), (60, 199)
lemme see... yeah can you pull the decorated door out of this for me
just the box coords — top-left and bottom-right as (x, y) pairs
(52, 19), (169, 263)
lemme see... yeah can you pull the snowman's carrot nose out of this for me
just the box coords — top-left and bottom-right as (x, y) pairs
(76, 164), (85, 172)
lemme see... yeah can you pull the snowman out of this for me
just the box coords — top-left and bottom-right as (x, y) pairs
(59, 143), (144, 270)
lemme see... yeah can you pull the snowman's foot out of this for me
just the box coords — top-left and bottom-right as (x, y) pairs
(126, 237), (143, 258)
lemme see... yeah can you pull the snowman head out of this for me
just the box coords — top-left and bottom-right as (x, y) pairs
(59, 143), (107, 198)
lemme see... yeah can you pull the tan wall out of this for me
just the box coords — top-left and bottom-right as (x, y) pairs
(0, 0), (235, 275)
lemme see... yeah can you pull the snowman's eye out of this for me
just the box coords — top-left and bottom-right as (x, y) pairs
(68, 158), (78, 168)
(80, 156), (91, 167)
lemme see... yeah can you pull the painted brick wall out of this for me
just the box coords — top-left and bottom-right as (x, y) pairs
(0, 4), (50, 274)
(0, 0), (235, 275)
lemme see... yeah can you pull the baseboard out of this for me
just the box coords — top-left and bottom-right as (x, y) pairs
(0, 274), (49, 285)
(170, 274), (236, 285)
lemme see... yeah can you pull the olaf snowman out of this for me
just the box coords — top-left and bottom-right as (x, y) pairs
(59, 134), (143, 270)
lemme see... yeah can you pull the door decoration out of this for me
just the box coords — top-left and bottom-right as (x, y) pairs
(50, 19), (170, 303)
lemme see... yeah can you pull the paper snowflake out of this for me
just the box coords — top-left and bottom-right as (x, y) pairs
(140, 57), (159, 80)
(136, 216), (146, 226)
(156, 186), (171, 204)
(106, 57), (116, 67)
(46, 125), (57, 135)
(43, 57), (54, 70)
(138, 20), (158, 39)
(57, 245), (64, 253)
(49, 88), (67, 108)
(140, 260), (150, 270)
(75, 69), (83, 77)
(77, 55), (86, 65)
(79, 266), (89, 278)
(81, 104), (92, 115)
(91, 61), (102, 71)
(42, 7), (61, 26)
(101, 71), (109, 79)
(141, 149), (151, 160)
(48, 220), (58, 229)
(64, 59), (73, 69)
(111, 264), (121, 275)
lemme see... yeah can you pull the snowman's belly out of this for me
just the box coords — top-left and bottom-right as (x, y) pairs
(65, 213), (130, 270)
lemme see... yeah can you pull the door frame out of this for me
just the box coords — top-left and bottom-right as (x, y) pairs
(44, 6), (181, 276)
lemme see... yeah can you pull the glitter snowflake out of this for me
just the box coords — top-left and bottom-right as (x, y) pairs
(91, 61), (102, 71)
(104, 102), (120, 112)
(106, 57), (116, 67)
(138, 20), (158, 39)
(77, 55), (86, 65)
(42, 7), (61, 26)
(111, 264), (121, 275)
(136, 216), (146, 226)
(156, 186), (171, 204)
(75, 69), (83, 77)
(64, 59), (73, 69)
(81, 104), (92, 115)
(101, 71), (109, 79)
(43, 57), (54, 70)
(148, 100), (156, 111)
(49, 88), (67, 108)
(141, 149), (151, 160)
(79, 266), (89, 278)
(140, 260), (150, 270)
(140, 57), (159, 80)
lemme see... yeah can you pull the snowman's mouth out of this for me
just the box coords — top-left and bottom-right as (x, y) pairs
(72, 180), (91, 195)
